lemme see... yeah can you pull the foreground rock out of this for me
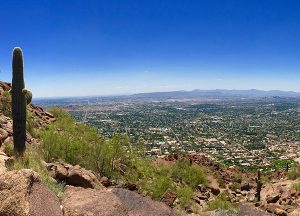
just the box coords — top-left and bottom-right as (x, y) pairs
(48, 163), (103, 189)
(67, 165), (102, 189)
(265, 204), (287, 216)
(0, 169), (62, 216)
(62, 186), (174, 216)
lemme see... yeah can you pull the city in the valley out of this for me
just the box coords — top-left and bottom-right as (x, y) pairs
(35, 90), (300, 172)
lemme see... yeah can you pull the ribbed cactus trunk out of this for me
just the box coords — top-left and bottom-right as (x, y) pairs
(12, 47), (26, 155)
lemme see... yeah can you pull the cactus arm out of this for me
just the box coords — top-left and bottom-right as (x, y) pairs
(22, 88), (32, 104)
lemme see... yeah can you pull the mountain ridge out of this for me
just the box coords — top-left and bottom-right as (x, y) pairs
(33, 89), (300, 102)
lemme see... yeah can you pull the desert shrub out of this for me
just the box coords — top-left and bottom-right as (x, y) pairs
(47, 107), (69, 119)
(171, 158), (207, 188)
(288, 166), (300, 180)
(231, 182), (241, 192)
(145, 175), (175, 200)
(128, 158), (175, 199)
(0, 90), (11, 117)
(292, 182), (300, 191)
(26, 110), (39, 138)
(232, 173), (243, 183)
(40, 108), (132, 179)
(217, 177), (226, 188)
(3, 141), (14, 156)
(207, 191), (236, 211)
(176, 186), (193, 207)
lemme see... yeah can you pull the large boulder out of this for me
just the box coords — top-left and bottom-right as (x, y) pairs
(100, 176), (110, 187)
(208, 185), (220, 196)
(48, 163), (103, 189)
(241, 182), (254, 191)
(48, 163), (69, 181)
(266, 204), (287, 216)
(111, 188), (174, 216)
(62, 186), (129, 216)
(0, 169), (62, 216)
(66, 165), (102, 189)
(62, 186), (174, 216)
(266, 194), (280, 203)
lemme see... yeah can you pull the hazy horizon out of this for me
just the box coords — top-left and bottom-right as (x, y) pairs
(1, 1), (300, 97)
(32, 88), (300, 100)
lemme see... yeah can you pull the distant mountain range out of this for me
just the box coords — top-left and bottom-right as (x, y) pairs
(33, 89), (300, 106)
(130, 89), (300, 99)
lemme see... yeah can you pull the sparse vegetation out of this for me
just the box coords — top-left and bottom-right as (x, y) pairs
(171, 158), (207, 188)
(232, 173), (243, 183)
(176, 186), (193, 207)
(3, 141), (14, 157)
(292, 182), (300, 191)
(26, 109), (39, 138)
(207, 191), (236, 211)
(287, 166), (300, 180)
(41, 107), (132, 179)
(231, 182), (241, 192)
(217, 177), (226, 188)
(0, 90), (11, 117)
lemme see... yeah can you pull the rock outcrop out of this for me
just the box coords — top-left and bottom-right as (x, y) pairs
(62, 186), (174, 216)
(0, 169), (62, 216)
(161, 188), (177, 207)
(47, 163), (103, 189)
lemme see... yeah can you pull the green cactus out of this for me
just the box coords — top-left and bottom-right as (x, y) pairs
(256, 169), (262, 202)
(12, 47), (27, 154)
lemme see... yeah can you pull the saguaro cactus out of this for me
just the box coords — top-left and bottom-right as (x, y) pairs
(256, 169), (262, 202)
(12, 47), (26, 154)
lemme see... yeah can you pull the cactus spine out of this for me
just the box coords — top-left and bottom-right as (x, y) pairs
(12, 47), (26, 154)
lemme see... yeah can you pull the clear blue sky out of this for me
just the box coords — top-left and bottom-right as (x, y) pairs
(0, 0), (300, 97)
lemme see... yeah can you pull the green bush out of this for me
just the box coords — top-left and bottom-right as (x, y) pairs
(3, 142), (14, 157)
(176, 186), (193, 207)
(145, 175), (175, 200)
(231, 182), (241, 192)
(207, 191), (236, 211)
(126, 157), (207, 206)
(27, 109), (39, 138)
(171, 158), (207, 188)
(217, 177), (226, 188)
(40, 108), (133, 179)
(232, 173), (243, 183)
(47, 107), (69, 119)
(292, 182), (300, 191)
(0, 90), (11, 117)
(288, 166), (300, 180)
